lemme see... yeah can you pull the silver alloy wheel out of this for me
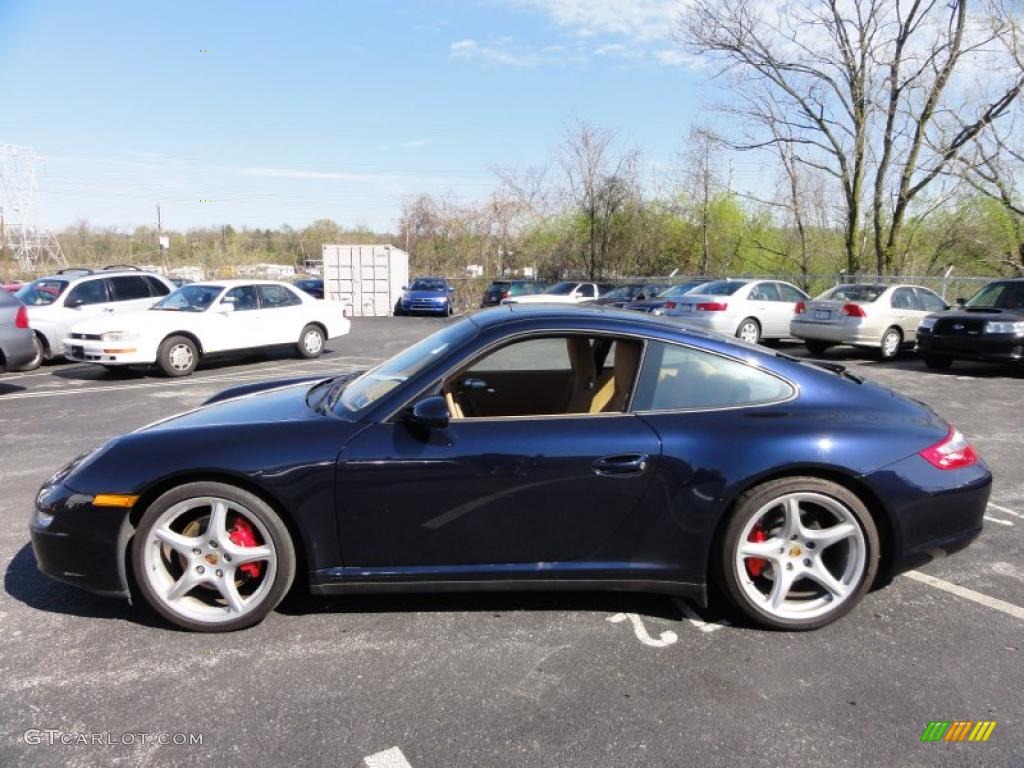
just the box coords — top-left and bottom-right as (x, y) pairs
(303, 328), (323, 355)
(168, 343), (195, 371)
(881, 329), (901, 358)
(140, 497), (277, 625)
(732, 492), (866, 621)
(738, 320), (760, 344)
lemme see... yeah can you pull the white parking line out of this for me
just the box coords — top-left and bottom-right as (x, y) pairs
(673, 598), (731, 633)
(905, 570), (1024, 622)
(607, 612), (678, 647)
(984, 515), (1014, 526)
(989, 502), (1023, 519)
(364, 746), (414, 768)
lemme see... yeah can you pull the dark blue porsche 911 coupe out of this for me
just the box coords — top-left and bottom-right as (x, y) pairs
(30, 305), (991, 632)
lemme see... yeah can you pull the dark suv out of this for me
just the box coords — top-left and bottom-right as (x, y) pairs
(916, 278), (1024, 369)
(480, 280), (548, 307)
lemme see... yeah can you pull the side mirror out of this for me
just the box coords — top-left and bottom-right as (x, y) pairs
(401, 285), (408, 291)
(66, 297), (84, 309)
(955, 297), (966, 307)
(218, 301), (235, 314)
(407, 396), (450, 429)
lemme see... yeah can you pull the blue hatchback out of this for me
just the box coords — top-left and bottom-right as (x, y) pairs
(396, 277), (454, 316)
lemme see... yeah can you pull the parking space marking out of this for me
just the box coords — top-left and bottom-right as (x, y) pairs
(988, 502), (1023, 519)
(673, 598), (731, 633)
(905, 570), (1024, 622)
(363, 746), (414, 768)
(607, 612), (678, 647)
(984, 515), (1014, 526)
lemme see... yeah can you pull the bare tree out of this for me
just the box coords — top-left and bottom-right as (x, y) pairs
(557, 121), (641, 279)
(680, 0), (1024, 274)
(681, 126), (727, 274)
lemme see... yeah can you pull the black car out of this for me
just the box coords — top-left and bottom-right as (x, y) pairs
(30, 305), (990, 633)
(587, 283), (669, 308)
(480, 279), (549, 307)
(294, 278), (324, 300)
(917, 278), (1024, 369)
(625, 279), (714, 312)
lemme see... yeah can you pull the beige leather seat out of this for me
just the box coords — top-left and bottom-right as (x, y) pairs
(565, 337), (599, 413)
(589, 340), (643, 413)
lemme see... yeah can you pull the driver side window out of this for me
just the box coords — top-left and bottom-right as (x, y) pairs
(443, 335), (643, 419)
(65, 279), (109, 307)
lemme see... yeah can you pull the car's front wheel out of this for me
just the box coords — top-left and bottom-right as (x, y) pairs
(297, 324), (325, 358)
(131, 482), (296, 632)
(717, 477), (879, 630)
(157, 335), (198, 377)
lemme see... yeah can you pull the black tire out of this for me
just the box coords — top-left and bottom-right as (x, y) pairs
(157, 335), (199, 377)
(736, 318), (761, 345)
(15, 333), (45, 371)
(804, 340), (832, 356)
(924, 354), (954, 370)
(716, 476), (880, 631)
(131, 481), (296, 632)
(297, 324), (325, 359)
(877, 326), (903, 360)
(393, 301), (405, 317)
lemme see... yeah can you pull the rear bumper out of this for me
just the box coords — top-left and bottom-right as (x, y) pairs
(916, 333), (1024, 362)
(667, 312), (737, 334)
(790, 319), (881, 346)
(864, 454), (992, 576)
(1, 329), (37, 370)
(29, 482), (132, 597)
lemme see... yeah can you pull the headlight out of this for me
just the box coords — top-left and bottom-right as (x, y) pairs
(100, 330), (138, 342)
(918, 316), (938, 332)
(983, 321), (1024, 335)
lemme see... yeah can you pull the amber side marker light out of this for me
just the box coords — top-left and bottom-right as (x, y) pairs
(92, 494), (140, 508)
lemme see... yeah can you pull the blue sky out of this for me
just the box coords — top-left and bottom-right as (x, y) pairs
(0, 0), (723, 232)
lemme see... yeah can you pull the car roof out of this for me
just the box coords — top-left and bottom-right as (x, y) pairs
(470, 303), (725, 339)
(181, 279), (296, 288)
(34, 269), (168, 282)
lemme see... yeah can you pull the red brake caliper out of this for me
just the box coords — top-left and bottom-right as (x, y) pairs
(745, 524), (768, 578)
(228, 516), (263, 579)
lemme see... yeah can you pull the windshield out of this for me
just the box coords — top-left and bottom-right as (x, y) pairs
(659, 281), (706, 298)
(16, 279), (68, 306)
(602, 285), (640, 300)
(692, 280), (746, 296)
(409, 278), (448, 292)
(153, 284), (224, 312)
(966, 281), (1024, 310)
(819, 284), (886, 303)
(544, 281), (577, 295)
(339, 320), (477, 414)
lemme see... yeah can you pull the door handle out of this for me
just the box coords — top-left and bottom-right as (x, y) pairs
(593, 453), (649, 477)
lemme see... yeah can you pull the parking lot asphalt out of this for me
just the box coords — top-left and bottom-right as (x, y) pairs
(2, 316), (1022, 767)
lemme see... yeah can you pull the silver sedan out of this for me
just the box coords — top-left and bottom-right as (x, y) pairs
(790, 283), (949, 359)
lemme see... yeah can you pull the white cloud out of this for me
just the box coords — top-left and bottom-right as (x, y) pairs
(509, 0), (684, 43)
(450, 38), (566, 67)
(400, 139), (432, 149)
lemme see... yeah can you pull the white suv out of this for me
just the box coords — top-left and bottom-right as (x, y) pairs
(14, 267), (176, 368)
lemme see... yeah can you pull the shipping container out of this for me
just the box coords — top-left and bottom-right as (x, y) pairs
(321, 244), (409, 317)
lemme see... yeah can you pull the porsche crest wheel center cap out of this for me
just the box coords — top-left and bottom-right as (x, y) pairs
(789, 545), (803, 559)
(204, 552), (220, 566)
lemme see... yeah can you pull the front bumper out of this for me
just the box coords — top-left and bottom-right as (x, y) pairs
(400, 300), (449, 314)
(62, 337), (155, 366)
(790, 319), (881, 346)
(916, 332), (1024, 363)
(865, 454), (992, 576)
(29, 482), (132, 597)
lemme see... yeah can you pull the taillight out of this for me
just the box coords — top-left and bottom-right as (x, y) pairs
(14, 305), (29, 329)
(841, 303), (866, 317)
(918, 428), (978, 470)
(664, 301), (677, 309)
(794, 301), (806, 315)
(696, 302), (728, 311)
(501, 291), (510, 299)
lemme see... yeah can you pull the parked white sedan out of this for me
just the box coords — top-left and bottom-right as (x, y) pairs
(501, 281), (609, 305)
(63, 280), (350, 376)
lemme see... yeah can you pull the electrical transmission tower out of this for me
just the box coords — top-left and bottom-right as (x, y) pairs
(0, 143), (67, 272)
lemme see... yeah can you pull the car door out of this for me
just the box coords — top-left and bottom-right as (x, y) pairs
(746, 282), (785, 336)
(213, 285), (263, 351)
(60, 277), (114, 334)
(256, 284), (305, 344)
(889, 287), (923, 340)
(108, 275), (161, 314)
(572, 283), (597, 303)
(335, 334), (663, 567)
(912, 288), (948, 342)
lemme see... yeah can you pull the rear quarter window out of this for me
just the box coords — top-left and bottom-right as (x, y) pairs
(633, 341), (794, 411)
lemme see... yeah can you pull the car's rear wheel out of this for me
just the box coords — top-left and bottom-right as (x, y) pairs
(736, 318), (761, 344)
(924, 354), (953, 370)
(131, 482), (295, 632)
(297, 324), (325, 359)
(157, 335), (198, 377)
(804, 340), (832, 356)
(718, 477), (879, 630)
(878, 327), (903, 360)
(15, 333), (45, 371)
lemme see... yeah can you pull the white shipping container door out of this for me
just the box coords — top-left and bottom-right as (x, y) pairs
(322, 244), (409, 316)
